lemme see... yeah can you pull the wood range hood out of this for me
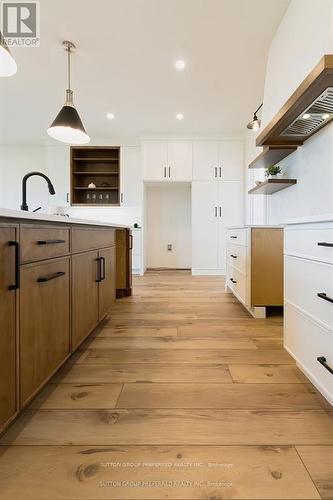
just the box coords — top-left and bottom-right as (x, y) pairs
(256, 55), (333, 146)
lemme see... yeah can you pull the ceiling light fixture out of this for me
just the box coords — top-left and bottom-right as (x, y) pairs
(302, 113), (311, 120)
(106, 113), (115, 120)
(47, 41), (90, 145)
(247, 103), (263, 131)
(0, 31), (17, 77)
(176, 113), (184, 120)
(175, 59), (185, 70)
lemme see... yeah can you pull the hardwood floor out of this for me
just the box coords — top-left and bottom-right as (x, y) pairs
(0, 270), (332, 499)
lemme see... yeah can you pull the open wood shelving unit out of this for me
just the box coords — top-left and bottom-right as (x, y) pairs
(70, 147), (120, 206)
(248, 145), (298, 169)
(248, 178), (297, 195)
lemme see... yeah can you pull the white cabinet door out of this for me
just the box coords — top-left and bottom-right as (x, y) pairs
(142, 141), (168, 181)
(167, 142), (193, 181)
(120, 147), (142, 206)
(192, 182), (219, 270)
(193, 142), (219, 181)
(219, 141), (243, 181)
(220, 181), (244, 227)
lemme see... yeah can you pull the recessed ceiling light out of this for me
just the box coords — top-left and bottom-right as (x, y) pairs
(302, 113), (311, 119)
(322, 113), (330, 119)
(175, 59), (185, 70)
(106, 112), (115, 120)
(176, 113), (184, 120)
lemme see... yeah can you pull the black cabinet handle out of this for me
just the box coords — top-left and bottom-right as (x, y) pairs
(129, 234), (133, 250)
(230, 254), (237, 259)
(230, 236), (237, 239)
(317, 356), (333, 375)
(37, 239), (66, 245)
(100, 256), (106, 281)
(8, 241), (20, 290)
(230, 278), (237, 284)
(317, 292), (333, 304)
(96, 257), (102, 282)
(37, 271), (65, 283)
(318, 242), (333, 247)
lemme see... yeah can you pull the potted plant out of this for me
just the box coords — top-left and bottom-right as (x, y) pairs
(265, 165), (282, 179)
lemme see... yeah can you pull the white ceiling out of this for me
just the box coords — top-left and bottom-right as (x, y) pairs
(0, 0), (289, 144)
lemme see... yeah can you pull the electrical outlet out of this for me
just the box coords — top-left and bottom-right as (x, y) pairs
(167, 244), (172, 251)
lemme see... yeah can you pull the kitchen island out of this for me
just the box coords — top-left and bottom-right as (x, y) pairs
(0, 209), (132, 434)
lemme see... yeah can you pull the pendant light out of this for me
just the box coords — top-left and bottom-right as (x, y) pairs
(0, 31), (17, 77)
(247, 103), (263, 131)
(47, 41), (90, 145)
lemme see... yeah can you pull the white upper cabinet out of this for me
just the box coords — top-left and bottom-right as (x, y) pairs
(167, 142), (193, 181)
(120, 146), (143, 207)
(142, 141), (192, 181)
(142, 141), (168, 181)
(193, 141), (243, 181)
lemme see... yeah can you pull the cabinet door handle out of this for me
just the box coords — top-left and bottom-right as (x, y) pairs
(318, 242), (333, 247)
(100, 256), (106, 281)
(120, 193), (124, 204)
(164, 167), (166, 178)
(219, 167), (222, 178)
(168, 167), (171, 178)
(230, 254), (237, 259)
(37, 271), (66, 283)
(37, 239), (66, 245)
(129, 234), (133, 250)
(317, 292), (333, 304)
(317, 356), (333, 375)
(219, 206), (222, 218)
(96, 257), (102, 282)
(214, 206), (218, 217)
(66, 192), (69, 203)
(8, 241), (20, 290)
(230, 235), (237, 239)
(214, 167), (217, 178)
(230, 278), (237, 284)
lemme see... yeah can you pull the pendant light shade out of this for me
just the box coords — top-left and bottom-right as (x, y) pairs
(0, 32), (17, 77)
(47, 41), (90, 145)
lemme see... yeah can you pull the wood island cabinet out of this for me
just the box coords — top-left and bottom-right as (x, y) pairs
(20, 257), (70, 405)
(0, 217), (131, 435)
(0, 225), (18, 432)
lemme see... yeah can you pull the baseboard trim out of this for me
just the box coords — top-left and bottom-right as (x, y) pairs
(192, 269), (225, 276)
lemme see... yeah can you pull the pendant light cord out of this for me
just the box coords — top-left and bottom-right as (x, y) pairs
(67, 45), (71, 90)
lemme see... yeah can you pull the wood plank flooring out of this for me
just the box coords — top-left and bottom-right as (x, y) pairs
(0, 270), (332, 499)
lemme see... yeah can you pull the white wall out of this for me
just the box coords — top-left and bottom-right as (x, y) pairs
(146, 184), (191, 268)
(245, 0), (333, 224)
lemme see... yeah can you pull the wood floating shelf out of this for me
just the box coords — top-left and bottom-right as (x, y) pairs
(257, 55), (333, 146)
(248, 145), (298, 169)
(71, 146), (120, 206)
(248, 179), (297, 195)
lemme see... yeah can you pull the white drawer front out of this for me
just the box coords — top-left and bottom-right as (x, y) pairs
(285, 226), (333, 264)
(285, 302), (333, 403)
(285, 256), (333, 331)
(226, 228), (247, 247)
(226, 243), (247, 274)
(227, 264), (246, 303)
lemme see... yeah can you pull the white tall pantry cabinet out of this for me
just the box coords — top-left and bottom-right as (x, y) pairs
(192, 141), (244, 275)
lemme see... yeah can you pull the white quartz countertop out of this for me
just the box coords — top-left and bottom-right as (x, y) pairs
(227, 225), (283, 229)
(0, 208), (131, 228)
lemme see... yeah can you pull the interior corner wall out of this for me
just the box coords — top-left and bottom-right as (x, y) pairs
(258, 0), (333, 223)
(244, 131), (267, 225)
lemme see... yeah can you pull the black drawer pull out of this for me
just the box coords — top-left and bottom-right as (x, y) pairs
(317, 292), (333, 304)
(317, 356), (333, 375)
(37, 239), (66, 245)
(8, 241), (20, 290)
(100, 256), (106, 281)
(37, 271), (66, 283)
(230, 254), (237, 259)
(96, 257), (102, 282)
(230, 236), (237, 239)
(230, 278), (237, 284)
(318, 242), (333, 248)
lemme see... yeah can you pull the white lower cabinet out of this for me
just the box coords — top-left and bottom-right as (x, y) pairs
(192, 181), (243, 274)
(131, 228), (143, 275)
(284, 221), (333, 405)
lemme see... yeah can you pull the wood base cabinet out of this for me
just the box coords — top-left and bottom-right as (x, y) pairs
(0, 226), (18, 432)
(20, 257), (70, 405)
(116, 229), (132, 297)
